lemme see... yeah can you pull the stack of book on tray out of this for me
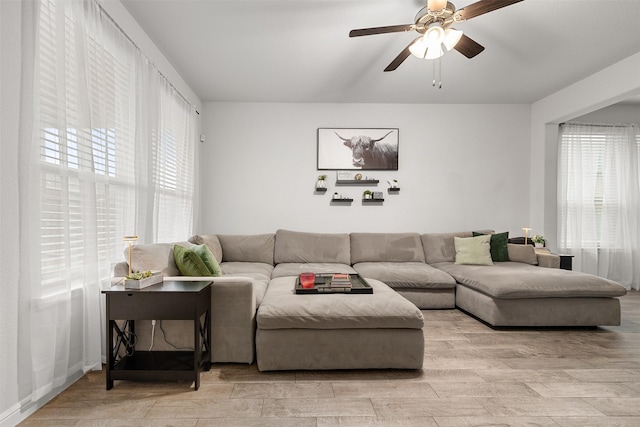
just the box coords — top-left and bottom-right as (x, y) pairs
(330, 273), (352, 289)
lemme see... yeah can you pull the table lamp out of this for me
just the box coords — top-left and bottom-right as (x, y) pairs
(522, 227), (531, 245)
(123, 235), (138, 277)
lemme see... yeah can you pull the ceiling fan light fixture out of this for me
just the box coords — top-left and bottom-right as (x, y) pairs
(443, 28), (463, 50)
(424, 24), (445, 48)
(425, 46), (444, 60)
(408, 37), (428, 58)
(427, 0), (447, 13)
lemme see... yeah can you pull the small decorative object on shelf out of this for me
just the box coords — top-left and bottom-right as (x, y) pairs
(316, 175), (327, 190)
(363, 190), (372, 199)
(373, 191), (384, 200)
(532, 234), (545, 248)
(387, 179), (399, 188)
(124, 270), (163, 289)
(332, 192), (353, 202)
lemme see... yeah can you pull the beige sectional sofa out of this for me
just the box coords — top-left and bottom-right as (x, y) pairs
(113, 229), (627, 371)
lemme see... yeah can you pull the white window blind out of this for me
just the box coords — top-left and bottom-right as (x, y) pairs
(36, 0), (196, 297)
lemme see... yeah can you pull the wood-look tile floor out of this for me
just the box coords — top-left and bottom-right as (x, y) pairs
(20, 290), (640, 426)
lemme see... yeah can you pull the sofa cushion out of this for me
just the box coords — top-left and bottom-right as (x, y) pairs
(507, 243), (538, 265)
(271, 263), (357, 279)
(433, 261), (627, 299)
(353, 262), (456, 289)
(421, 230), (494, 264)
(257, 277), (424, 330)
(454, 235), (493, 266)
(188, 234), (223, 263)
(274, 229), (350, 264)
(218, 234), (275, 264)
(421, 231), (473, 264)
(350, 232), (426, 263)
(220, 261), (274, 281)
(127, 241), (194, 276)
(473, 231), (509, 262)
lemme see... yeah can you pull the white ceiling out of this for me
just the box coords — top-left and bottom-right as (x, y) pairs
(119, 0), (640, 104)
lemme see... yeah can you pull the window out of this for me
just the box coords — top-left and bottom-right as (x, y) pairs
(558, 122), (640, 288)
(35, 0), (196, 297)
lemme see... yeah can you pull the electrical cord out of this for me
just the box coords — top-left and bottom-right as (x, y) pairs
(149, 320), (156, 351)
(159, 320), (193, 350)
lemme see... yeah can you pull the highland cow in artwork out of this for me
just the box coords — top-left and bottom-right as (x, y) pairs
(317, 128), (399, 170)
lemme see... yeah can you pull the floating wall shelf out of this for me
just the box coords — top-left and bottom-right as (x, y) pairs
(336, 179), (379, 185)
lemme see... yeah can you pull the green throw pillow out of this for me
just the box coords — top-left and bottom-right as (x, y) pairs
(192, 244), (222, 277)
(454, 235), (493, 266)
(173, 245), (212, 276)
(473, 231), (510, 262)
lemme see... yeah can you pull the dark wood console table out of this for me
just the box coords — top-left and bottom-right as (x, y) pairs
(103, 280), (211, 390)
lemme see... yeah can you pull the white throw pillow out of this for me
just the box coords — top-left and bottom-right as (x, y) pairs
(454, 235), (493, 266)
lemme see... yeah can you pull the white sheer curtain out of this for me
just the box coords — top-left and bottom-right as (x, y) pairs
(559, 122), (640, 290)
(18, 0), (197, 407)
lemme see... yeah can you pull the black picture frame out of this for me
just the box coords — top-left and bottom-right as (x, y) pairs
(317, 128), (399, 170)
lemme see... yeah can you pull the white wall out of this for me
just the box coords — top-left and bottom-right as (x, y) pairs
(529, 52), (640, 251)
(199, 103), (532, 236)
(573, 103), (640, 124)
(0, 1), (21, 424)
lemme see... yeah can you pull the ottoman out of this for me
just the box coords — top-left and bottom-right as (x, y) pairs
(255, 277), (425, 371)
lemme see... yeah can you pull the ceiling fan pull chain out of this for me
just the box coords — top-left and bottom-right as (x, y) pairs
(432, 60), (436, 87)
(439, 57), (443, 89)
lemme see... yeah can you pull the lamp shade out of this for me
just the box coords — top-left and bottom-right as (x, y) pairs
(409, 37), (428, 58)
(425, 46), (444, 59)
(424, 24), (445, 48)
(428, 0), (447, 12)
(443, 28), (463, 51)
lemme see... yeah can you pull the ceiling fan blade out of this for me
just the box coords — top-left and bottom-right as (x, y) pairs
(453, 34), (485, 58)
(457, 0), (523, 21)
(349, 24), (414, 37)
(383, 41), (415, 72)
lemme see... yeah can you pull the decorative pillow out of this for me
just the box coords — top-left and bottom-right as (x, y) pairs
(507, 243), (538, 265)
(454, 235), (493, 266)
(473, 231), (509, 262)
(173, 245), (212, 276)
(192, 244), (222, 276)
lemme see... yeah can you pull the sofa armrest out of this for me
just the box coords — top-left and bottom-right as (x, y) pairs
(209, 277), (257, 364)
(113, 261), (129, 277)
(166, 276), (257, 363)
(535, 249), (561, 269)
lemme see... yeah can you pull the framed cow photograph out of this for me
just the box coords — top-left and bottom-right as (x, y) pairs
(317, 128), (399, 170)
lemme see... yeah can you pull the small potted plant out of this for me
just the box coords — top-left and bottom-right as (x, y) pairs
(124, 270), (163, 289)
(316, 175), (327, 189)
(532, 234), (545, 248)
(363, 189), (372, 200)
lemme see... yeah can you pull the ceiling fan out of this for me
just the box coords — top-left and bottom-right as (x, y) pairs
(349, 0), (524, 72)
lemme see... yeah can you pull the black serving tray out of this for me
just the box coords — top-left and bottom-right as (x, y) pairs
(295, 273), (373, 294)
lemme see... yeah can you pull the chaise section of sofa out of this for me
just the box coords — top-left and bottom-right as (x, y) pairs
(423, 232), (627, 326)
(350, 232), (457, 309)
